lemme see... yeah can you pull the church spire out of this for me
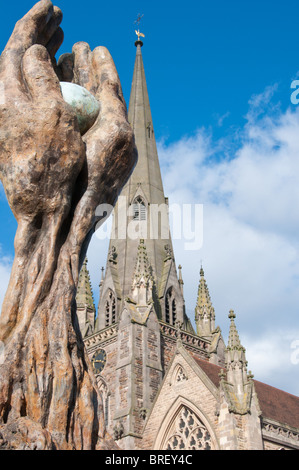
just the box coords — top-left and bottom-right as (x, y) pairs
(227, 309), (244, 352)
(76, 258), (96, 336)
(219, 310), (255, 415)
(226, 310), (248, 378)
(195, 266), (215, 336)
(96, 36), (186, 331)
(131, 239), (153, 305)
(178, 265), (184, 296)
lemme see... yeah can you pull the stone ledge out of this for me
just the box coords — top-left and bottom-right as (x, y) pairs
(262, 418), (299, 449)
(84, 324), (118, 350)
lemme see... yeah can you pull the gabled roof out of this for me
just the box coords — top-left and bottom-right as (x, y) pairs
(191, 354), (299, 430)
(191, 355), (222, 388)
(254, 380), (299, 430)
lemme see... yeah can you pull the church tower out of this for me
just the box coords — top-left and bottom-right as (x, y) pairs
(79, 35), (299, 453)
(96, 38), (187, 331)
(93, 37), (189, 449)
(82, 37), (225, 450)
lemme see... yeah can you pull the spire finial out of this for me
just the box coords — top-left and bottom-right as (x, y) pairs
(195, 266), (215, 336)
(227, 309), (244, 351)
(134, 13), (145, 46)
(229, 309), (236, 320)
(178, 264), (183, 281)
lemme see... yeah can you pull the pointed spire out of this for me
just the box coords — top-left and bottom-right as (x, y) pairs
(127, 38), (165, 204)
(131, 239), (153, 305)
(76, 258), (95, 311)
(96, 39), (186, 332)
(178, 265), (184, 296)
(227, 309), (244, 351)
(223, 310), (253, 415)
(76, 258), (96, 335)
(99, 266), (105, 300)
(226, 309), (247, 370)
(195, 266), (215, 336)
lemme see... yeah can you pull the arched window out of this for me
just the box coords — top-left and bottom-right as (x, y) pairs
(97, 377), (110, 428)
(105, 290), (116, 327)
(172, 299), (177, 325)
(165, 288), (177, 326)
(163, 406), (212, 450)
(165, 295), (170, 324)
(133, 196), (146, 221)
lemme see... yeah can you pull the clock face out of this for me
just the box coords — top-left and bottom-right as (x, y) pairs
(91, 349), (107, 374)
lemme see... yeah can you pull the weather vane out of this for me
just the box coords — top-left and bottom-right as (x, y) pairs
(134, 13), (145, 42)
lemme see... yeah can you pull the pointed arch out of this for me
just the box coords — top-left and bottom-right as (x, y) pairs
(96, 376), (111, 428)
(133, 195), (147, 221)
(155, 396), (219, 450)
(104, 289), (117, 327)
(170, 363), (188, 386)
(165, 287), (177, 326)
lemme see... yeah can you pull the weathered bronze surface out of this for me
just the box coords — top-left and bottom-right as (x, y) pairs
(0, 0), (137, 450)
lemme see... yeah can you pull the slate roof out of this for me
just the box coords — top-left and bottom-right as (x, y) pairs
(192, 355), (299, 430)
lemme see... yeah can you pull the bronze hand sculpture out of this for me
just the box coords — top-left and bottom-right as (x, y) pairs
(0, 0), (137, 450)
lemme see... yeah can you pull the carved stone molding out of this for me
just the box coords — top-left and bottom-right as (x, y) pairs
(84, 324), (118, 351)
(262, 419), (299, 449)
(160, 321), (210, 354)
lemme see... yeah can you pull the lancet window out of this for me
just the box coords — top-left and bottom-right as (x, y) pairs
(165, 288), (177, 325)
(133, 196), (146, 221)
(105, 290), (116, 327)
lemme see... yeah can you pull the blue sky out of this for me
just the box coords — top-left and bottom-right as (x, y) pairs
(0, 0), (299, 396)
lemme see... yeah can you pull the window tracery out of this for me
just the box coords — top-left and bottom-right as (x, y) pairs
(176, 366), (187, 383)
(164, 406), (212, 450)
(97, 377), (110, 428)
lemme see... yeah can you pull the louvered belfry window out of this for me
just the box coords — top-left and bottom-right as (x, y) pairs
(133, 196), (146, 221)
(165, 288), (177, 326)
(105, 290), (116, 327)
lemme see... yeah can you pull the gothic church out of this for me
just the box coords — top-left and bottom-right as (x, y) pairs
(76, 39), (299, 451)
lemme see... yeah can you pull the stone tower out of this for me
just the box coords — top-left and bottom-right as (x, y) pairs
(80, 39), (299, 452)
(96, 38), (187, 331)
(82, 39), (218, 449)
(94, 38), (192, 449)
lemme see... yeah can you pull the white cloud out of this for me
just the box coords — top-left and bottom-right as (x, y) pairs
(155, 89), (299, 396)
(52, 83), (299, 397)
(243, 330), (299, 396)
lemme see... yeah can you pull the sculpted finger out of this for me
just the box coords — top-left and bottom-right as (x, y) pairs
(92, 46), (127, 117)
(5, 1), (54, 53)
(38, 5), (63, 47)
(45, 26), (64, 60)
(22, 44), (62, 101)
(84, 47), (136, 193)
(57, 53), (74, 82)
(0, 1), (54, 92)
(72, 42), (95, 92)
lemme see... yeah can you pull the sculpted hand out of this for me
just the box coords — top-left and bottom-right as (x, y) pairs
(0, 0), (136, 332)
(0, 0), (136, 450)
(57, 41), (137, 265)
(0, 0), (83, 221)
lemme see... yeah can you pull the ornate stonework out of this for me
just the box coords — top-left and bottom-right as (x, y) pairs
(164, 406), (212, 451)
(80, 38), (299, 452)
